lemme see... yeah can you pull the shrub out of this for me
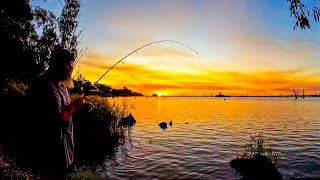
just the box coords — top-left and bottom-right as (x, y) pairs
(72, 95), (133, 165)
(1, 80), (29, 97)
(238, 132), (280, 165)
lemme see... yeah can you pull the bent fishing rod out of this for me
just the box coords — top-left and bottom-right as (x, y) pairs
(94, 40), (199, 84)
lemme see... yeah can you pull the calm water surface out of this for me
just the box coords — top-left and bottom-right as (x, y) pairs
(80, 97), (320, 179)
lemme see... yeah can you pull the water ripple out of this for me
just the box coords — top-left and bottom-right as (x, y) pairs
(82, 97), (320, 180)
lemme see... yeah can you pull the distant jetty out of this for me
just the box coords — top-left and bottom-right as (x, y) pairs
(215, 92), (231, 97)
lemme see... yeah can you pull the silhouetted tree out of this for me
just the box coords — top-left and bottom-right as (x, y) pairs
(287, 0), (320, 29)
(0, 0), (36, 80)
(59, 0), (82, 57)
(34, 0), (82, 69)
(0, 0), (83, 84)
(33, 6), (58, 71)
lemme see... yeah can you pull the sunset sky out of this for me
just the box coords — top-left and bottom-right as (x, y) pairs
(32, 0), (320, 96)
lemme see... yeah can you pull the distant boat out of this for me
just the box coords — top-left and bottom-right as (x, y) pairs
(215, 92), (230, 97)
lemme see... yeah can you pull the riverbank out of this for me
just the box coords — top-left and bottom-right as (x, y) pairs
(0, 149), (94, 179)
(0, 148), (36, 179)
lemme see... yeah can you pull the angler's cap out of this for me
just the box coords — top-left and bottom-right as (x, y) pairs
(49, 45), (76, 67)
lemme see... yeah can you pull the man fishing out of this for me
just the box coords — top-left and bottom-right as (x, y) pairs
(28, 45), (87, 179)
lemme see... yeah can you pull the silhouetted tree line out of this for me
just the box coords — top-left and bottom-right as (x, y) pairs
(110, 86), (143, 97)
(71, 74), (144, 97)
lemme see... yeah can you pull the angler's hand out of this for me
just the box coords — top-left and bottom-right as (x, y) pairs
(72, 96), (87, 109)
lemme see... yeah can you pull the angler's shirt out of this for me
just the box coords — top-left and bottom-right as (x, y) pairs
(29, 71), (74, 169)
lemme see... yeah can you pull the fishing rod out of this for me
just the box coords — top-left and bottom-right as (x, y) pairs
(94, 40), (198, 84)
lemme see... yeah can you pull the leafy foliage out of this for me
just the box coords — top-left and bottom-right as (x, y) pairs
(0, 0), (37, 79)
(238, 132), (281, 165)
(33, 0), (83, 69)
(33, 6), (58, 70)
(72, 95), (133, 165)
(65, 172), (93, 180)
(288, 0), (320, 29)
(0, 0), (83, 83)
(59, 0), (82, 54)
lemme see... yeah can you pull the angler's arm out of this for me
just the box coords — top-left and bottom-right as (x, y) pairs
(61, 103), (77, 122)
(64, 99), (94, 117)
(49, 88), (86, 123)
(61, 98), (86, 122)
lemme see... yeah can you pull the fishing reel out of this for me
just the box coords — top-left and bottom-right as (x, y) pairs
(83, 101), (94, 112)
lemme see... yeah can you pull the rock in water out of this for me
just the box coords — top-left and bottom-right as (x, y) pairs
(230, 154), (282, 180)
(169, 120), (172, 126)
(119, 113), (136, 126)
(159, 122), (167, 129)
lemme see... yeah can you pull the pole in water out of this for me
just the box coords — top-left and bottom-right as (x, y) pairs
(95, 40), (198, 84)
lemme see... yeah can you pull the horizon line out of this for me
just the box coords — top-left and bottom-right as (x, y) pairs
(144, 95), (320, 97)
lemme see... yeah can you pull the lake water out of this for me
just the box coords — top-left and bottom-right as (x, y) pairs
(80, 97), (320, 179)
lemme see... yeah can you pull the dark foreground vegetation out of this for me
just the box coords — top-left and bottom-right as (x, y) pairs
(1, 88), (135, 179)
(0, 0), (136, 178)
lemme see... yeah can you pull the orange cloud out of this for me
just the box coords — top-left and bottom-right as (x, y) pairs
(75, 51), (320, 96)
